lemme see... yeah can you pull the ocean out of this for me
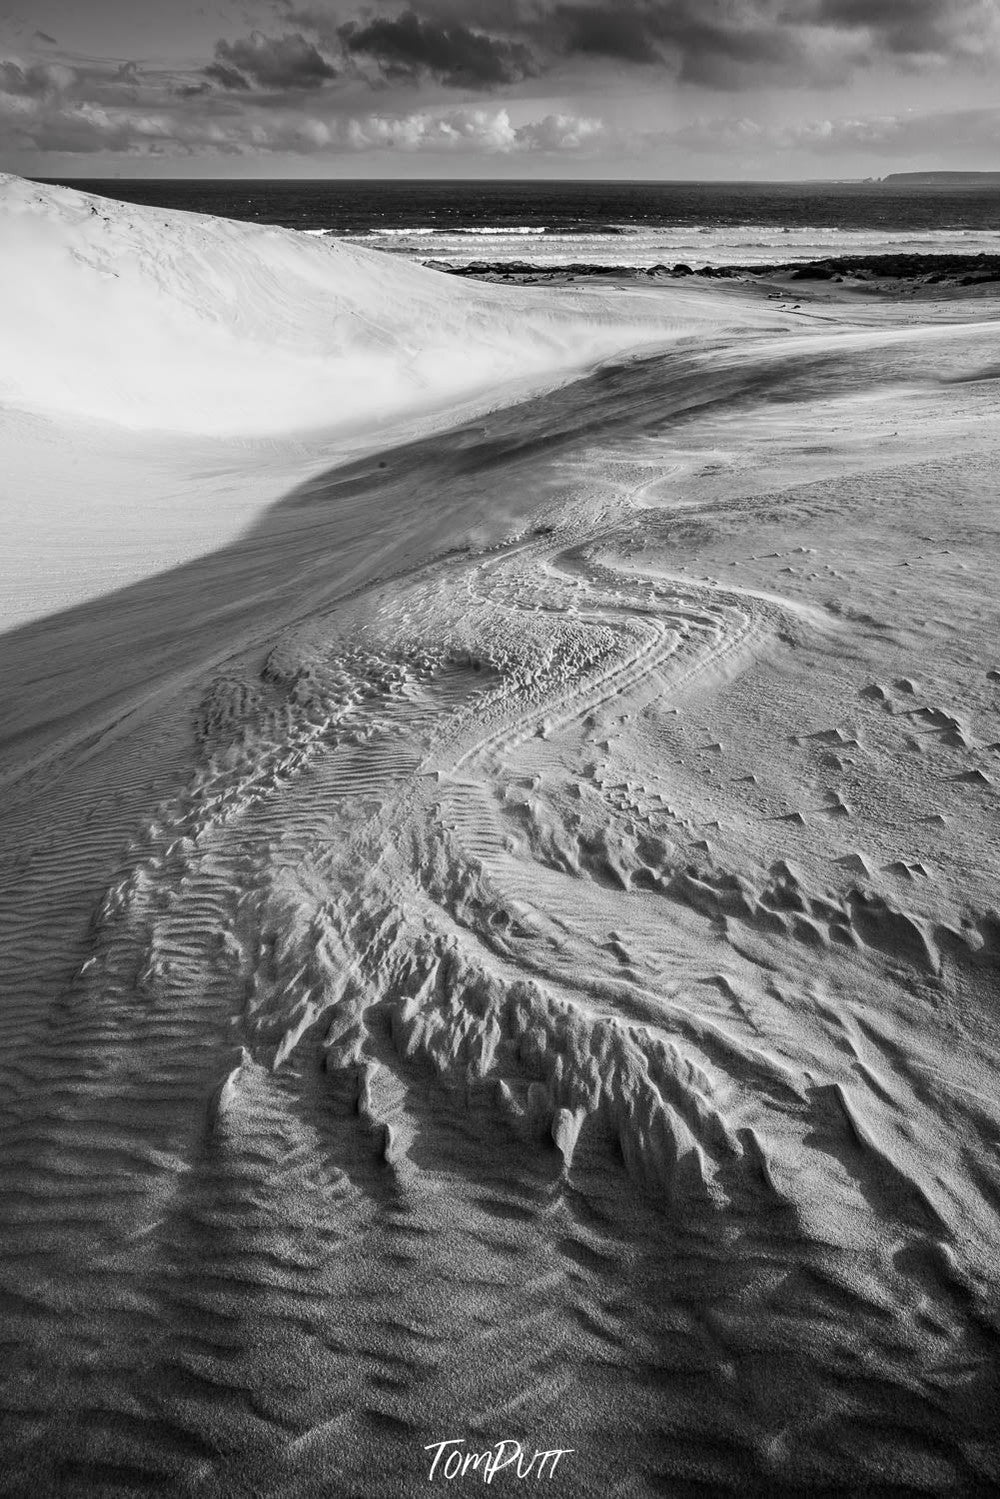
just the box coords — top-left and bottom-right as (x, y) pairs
(45, 177), (1000, 268)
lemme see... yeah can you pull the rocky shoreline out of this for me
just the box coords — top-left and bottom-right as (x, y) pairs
(426, 251), (1000, 289)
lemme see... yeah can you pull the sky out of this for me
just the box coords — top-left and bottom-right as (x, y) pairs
(1, 0), (999, 179)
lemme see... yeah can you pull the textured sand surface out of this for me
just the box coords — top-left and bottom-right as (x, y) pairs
(1, 185), (1000, 1497)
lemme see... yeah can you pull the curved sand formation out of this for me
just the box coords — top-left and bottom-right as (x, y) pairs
(1, 175), (730, 437)
(0, 175), (781, 628)
(1, 190), (1000, 1496)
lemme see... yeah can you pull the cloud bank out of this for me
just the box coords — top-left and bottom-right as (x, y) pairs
(1, 0), (998, 168)
(0, 74), (607, 160)
(307, 0), (1000, 89)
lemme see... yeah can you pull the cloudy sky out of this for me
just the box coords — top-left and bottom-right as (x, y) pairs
(1, 0), (998, 178)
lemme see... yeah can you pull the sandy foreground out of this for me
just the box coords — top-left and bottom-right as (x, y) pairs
(1, 180), (1000, 1496)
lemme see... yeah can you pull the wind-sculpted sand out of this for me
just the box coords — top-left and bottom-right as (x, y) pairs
(2, 194), (1000, 1498)
(3, 175), (760, 627)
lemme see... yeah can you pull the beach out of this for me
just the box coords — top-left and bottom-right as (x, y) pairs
(1, 176), (999, 1496)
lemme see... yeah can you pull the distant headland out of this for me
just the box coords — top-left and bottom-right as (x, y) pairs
(881, 171), (1000, 184)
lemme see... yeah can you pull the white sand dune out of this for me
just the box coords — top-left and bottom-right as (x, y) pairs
(2, 184), (1000, 1495)
(1, 174), (770, 628)
(0, 174), (716, 437)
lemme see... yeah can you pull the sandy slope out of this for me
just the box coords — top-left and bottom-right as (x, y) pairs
(0, 174), (720, 437)
(1, 189), (1000, 1496)
(1, 175), (778, 628)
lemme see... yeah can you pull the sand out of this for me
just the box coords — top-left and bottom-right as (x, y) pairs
(1, 179), (999, 1497)
(0, 175), (761, 628)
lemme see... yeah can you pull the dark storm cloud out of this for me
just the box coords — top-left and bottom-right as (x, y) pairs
(295, 0), (997, 90)
(545, 2), (813, 86)
(552, 6), (660, 64)
(810, 0), (992, 59)
(552, 0), (997, 76)
(204, 61), (253, 90)
(288, 0), (809, 90)
(0, 59), (75, 96)
(339, 10), (535, 87)
(211, 30), (337, 90)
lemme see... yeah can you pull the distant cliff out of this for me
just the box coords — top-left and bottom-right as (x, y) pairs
(882, 171), (1000, 184)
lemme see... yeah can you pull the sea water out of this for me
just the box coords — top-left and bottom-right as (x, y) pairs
(45, 176), (1000, 268)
